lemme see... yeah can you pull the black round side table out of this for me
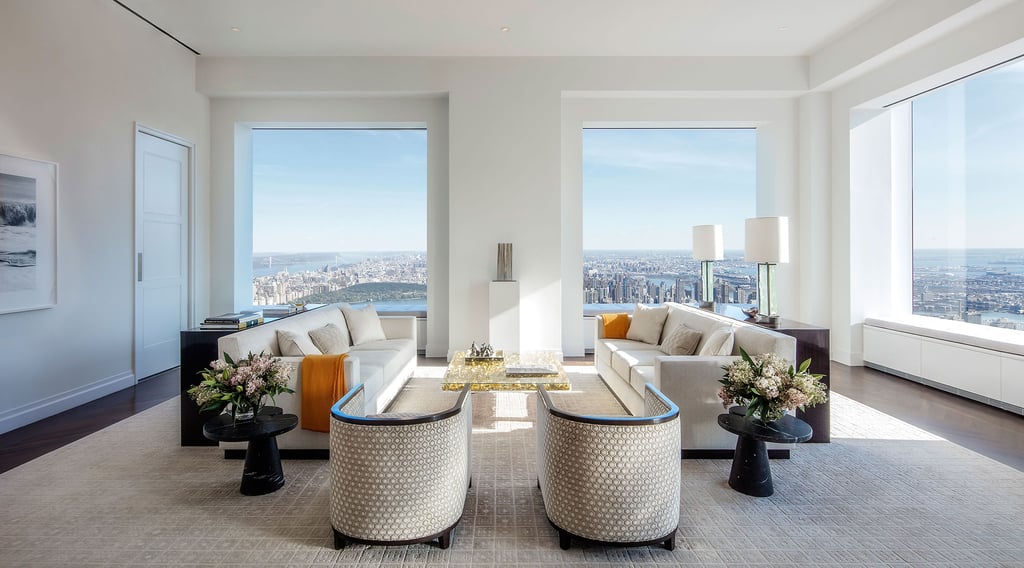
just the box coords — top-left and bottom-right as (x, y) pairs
(717, 411), (812, 497)
(203, 406), (298, 496)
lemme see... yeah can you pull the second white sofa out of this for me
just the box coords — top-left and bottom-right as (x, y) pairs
(595, 302), (797, 456)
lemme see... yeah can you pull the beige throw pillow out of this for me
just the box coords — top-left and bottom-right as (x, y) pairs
(626, 303), (670, 345)
(698, 326), (735, 356)
(659, 324), (702, 356)
(308, 323), (350, 355)
(341, 303), (387, 345)
(276, 329), (322, 356)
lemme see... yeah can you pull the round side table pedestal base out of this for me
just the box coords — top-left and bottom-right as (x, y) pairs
(728, 435), (773, 497)
(240, 436), (285, 496)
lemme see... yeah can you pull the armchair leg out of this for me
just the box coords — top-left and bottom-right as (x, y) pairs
(558, 529), (571, 550)
(438, 529), (452, 550)
(332, 529), (346, 550)
(664, 533), (675, 551)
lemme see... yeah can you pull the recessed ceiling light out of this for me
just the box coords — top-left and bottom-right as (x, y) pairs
(230, 26), (241, 32)
(500, 26), (510, 32)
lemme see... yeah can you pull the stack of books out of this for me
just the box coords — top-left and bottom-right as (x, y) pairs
(200, 311), (264, 330)
(261, 305), (298, 318)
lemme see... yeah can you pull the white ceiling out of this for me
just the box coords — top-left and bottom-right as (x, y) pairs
(117, 0), (897, 57)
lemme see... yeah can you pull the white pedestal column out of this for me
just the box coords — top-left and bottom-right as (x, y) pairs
(489, 280), (520, 353)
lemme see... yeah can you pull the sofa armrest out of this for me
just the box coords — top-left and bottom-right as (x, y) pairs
(654, 355), (738, 451)
(380, 315), (416, 341)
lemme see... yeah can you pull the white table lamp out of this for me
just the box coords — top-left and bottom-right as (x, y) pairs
(692, 225), (723, 309)
(744, 217), (789, 319)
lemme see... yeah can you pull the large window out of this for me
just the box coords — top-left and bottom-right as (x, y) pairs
(251, 129), (427, 313)
(911, 59), (1024, 330)
(582, 128), (757, 311)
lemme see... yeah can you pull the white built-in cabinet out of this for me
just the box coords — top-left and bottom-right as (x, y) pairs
(863, 325), (1024, 413)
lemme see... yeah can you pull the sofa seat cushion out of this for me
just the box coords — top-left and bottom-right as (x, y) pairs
(599, 339), (660, 367)
(630, 365), (657, 393)
(611, 349), (662, 380)
(351, 338), (416, 368)
(355, 337), (414, 353)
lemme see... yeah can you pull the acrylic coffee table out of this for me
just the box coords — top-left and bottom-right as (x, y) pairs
(441, 351), (570, 391)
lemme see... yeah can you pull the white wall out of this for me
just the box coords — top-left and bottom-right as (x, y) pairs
(207, 96), (450, 356)
(0, 0), (209, 433)
(198, 56), (809, 357)
(827, 0), (1024, 365)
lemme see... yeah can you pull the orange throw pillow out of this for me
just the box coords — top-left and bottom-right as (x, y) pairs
(601, 313), (630, 339)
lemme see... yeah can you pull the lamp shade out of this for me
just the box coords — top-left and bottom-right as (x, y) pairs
(692, 225), (723, 261)
(744, 217), (789, 263)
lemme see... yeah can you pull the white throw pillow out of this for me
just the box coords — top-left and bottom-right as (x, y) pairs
(276, 329), (322, 357)
(626, 303), (670, 345)
(698, 326), (735, 356)
(659, 324), (702, 356)
(341, 303), (387, 345)
(308, 323), (350, 355)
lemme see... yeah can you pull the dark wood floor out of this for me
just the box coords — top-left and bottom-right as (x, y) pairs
(0, 368), (180, 474)
(830, 363), (1024, 471)
(1, 359), (1021, 474)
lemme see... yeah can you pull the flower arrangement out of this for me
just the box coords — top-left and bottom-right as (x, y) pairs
(188, 352), (293, 421)
(718, 348), (827, 423)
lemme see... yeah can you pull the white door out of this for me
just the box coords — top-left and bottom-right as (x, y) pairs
(134, 130), (190, 380)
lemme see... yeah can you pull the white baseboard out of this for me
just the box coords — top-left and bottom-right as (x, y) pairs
(0, 371), (136, 435)
(832, 349), (864, 367)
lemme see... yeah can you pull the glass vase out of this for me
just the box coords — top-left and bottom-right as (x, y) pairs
(232, 401), (256, 422)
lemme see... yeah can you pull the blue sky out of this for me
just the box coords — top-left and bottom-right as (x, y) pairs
(582, 128), (756, 250)
(912, 58), (1024, 249)
(253, 59), (1022, 256)
(253, 129), (427, 253)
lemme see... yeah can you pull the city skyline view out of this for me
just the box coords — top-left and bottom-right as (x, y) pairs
(249, 111), (1023, 332)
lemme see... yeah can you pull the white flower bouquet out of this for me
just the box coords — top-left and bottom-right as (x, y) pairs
(718, 348), (827, 423)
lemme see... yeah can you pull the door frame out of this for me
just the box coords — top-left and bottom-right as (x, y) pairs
(133, 122), (197, 382)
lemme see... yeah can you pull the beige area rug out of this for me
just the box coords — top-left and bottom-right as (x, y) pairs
(1, 366), (1023, 567)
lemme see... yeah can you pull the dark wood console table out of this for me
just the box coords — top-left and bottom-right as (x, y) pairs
(711, 304), (831, 443)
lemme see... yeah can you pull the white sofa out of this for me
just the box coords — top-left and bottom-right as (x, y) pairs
(216, 303), (417, 451)
(595, 302), (797, 456)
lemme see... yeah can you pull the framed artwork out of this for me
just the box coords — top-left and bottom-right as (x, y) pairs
(0, 153), (57, 314)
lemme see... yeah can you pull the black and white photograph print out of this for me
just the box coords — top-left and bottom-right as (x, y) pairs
(0, 153), (57, 314)
(0, 171), (38, 291)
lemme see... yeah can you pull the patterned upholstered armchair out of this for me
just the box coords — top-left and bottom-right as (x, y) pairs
(536, 383), (680, 550)
(329, 383), (472, 549)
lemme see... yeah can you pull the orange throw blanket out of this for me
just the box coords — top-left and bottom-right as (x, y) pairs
(300, 353), (348, 432)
